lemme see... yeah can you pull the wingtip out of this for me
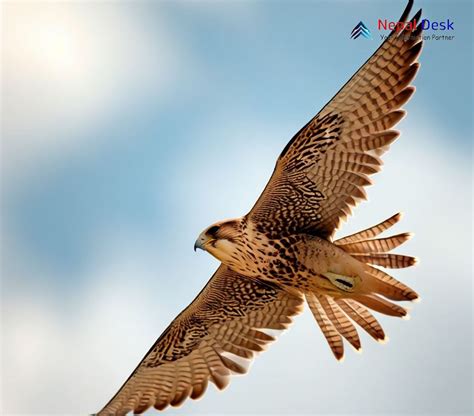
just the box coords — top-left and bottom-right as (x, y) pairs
(399, 0), (415, 24)
(412, 296), (422, 304)
(414, 8), (423, 22)
(336, 354), (346, 363)
(378, 335), (390, 345)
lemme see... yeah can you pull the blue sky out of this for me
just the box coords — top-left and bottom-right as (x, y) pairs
(1, 1), (472, 414)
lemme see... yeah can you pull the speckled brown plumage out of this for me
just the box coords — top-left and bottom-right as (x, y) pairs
(249, 7), (423, 240)
(98, 266), (303, 415)
(97, 1), (423, 414)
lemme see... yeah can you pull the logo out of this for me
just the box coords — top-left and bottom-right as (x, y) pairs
(350, 17), (455, 42)
(378, 18), (418, 32)
(351, 21), (372, 39)
(378, 18), (454, 32)
(377, 18), (455, 41)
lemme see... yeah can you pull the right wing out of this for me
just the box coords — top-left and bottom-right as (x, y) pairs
(247, 0), (423, 240)
(96, 265), (303, 415)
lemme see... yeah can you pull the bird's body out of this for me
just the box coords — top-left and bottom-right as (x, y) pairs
(198, 214), (416, 319)
(96, 1), (424, 414)
(199, 218), (362, 293)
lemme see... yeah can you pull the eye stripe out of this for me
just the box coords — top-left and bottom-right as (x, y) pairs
(207, 225), (220, 235)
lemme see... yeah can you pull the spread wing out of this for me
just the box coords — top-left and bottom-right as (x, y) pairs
(248, 1), (423, 239)
(96, 265), (303, 415)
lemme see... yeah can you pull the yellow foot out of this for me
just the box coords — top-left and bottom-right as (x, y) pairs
(323, 272), (357, 292)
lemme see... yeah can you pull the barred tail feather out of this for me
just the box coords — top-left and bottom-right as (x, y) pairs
(364, 265), (419, 301)
(336, 233), (413, 254)
(318, 294), (362, 351)
(337, 299), (386, 342)
(308, 213), (419, 359)
(352, 253), (417, 269)
(306, 293), (344, 360)
(334, 212), (403, 245)
(335, 213), (419, 302)
(351, 294), (408, 318)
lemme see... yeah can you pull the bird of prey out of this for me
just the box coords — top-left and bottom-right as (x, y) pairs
(97, 1), (423, 414)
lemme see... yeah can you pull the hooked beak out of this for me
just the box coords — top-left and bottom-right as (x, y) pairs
(194, 232), (213, 252)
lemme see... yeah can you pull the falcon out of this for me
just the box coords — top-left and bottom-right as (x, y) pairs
(97, 1), (423, 414)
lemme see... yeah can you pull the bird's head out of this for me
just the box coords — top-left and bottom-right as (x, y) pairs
(194, 218), (244, 264)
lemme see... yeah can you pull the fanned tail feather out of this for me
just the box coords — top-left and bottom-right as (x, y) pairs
(351, 253), (417, 269)
(307, 213), (418, 360)
(336, 232), (413, 254)
(337, 299), (386, 341)
(306, 293), (344, 360)
(351, 294), (408, 318)
(319, 295), (362, 352)
(334, 212), (403, 245)
(335, 213), (419, 303)
(364, 264), (418, 301)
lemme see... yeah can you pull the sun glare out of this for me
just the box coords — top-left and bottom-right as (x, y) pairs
(5, 4), (98, 90)
(35, 23), (82, 78)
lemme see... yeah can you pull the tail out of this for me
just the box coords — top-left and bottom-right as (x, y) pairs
(306, 213), (419, 360)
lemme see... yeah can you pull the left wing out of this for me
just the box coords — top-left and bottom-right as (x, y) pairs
(96, 265), (303, 415)
(247, 1), (423, 239)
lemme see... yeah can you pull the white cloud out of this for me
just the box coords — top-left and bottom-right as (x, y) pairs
(1, 236), (175, 414)
(1, 2), (187, 184)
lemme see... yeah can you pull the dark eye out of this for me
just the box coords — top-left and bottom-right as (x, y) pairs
(207, 225), (220, 236)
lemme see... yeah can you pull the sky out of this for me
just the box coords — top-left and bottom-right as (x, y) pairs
(1, 0), (473, 415)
